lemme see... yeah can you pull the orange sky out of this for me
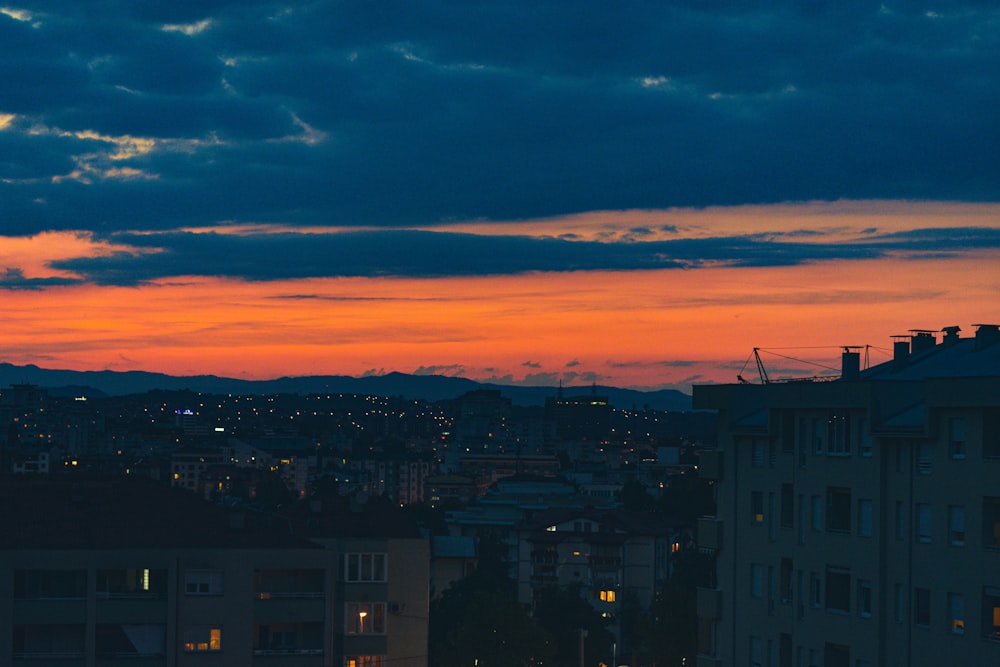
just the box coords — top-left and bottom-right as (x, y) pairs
(2, 200), (997, 391)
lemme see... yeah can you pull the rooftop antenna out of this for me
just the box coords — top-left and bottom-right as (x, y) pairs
(754, 348), (770, 384)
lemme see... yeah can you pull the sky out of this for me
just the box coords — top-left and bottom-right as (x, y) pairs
(1, 1), (998, 392)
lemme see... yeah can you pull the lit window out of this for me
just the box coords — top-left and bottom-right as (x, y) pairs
(983, 586), (1000, 640)
(346, 657), (385, 667)
(346, 602), (386, 635)
(183, 626), (221, 652)
(948, 592), (964, 634)
(599, 590), (616, 602)
(751, 491), (764, 524)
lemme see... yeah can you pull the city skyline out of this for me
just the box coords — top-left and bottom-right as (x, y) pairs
(1, 2), (998, 391)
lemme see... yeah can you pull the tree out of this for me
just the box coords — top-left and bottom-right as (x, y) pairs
(533, 584), (613, 667)
(436, 590), (556, 667)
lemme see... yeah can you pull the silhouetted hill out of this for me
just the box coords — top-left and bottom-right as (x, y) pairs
(0, 363), (692, 410)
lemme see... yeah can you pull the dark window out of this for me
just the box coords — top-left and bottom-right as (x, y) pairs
(948, 418), (966, 459)
(914, 588), (931, 626)
(780, 558), (793, 604)
(857, 580), (872, 617)
(984, 497), (1000, 549)
(984, 408), (1000, 458)
(823, 643), (849, 667)
(827, 413), (851, 455)
(781, 484), (794, 528)
(13, 571), (86, 599)
(825, 567), (850, 613)
(826, 487), (851, 533)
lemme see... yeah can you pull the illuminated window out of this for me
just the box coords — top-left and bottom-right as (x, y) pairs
(183, 626), (221, 652)
(598, 590), (616, 602)
(948, 593), (964, 634)
(751, 491), (764, 524)
(344, 554), (387, 582)
(346, 602), (386, 635)
(346, 656), (385, 667)
(97, 569), (165, 599)
(983, 586), (1000, 639)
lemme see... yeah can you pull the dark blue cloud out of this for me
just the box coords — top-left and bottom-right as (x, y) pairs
(0, 0), (996, 241)
(35, 225), (999, 286)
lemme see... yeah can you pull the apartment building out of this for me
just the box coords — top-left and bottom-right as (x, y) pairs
(0, 476), (428, 667)
(693, 324), (1000, 667)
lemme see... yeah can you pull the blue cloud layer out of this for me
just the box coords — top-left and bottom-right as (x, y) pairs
(41, 226), (1000, 285)
(0, 1), (997, 253)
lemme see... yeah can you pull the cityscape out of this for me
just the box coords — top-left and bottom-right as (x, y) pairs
(2, 1), (999, 666)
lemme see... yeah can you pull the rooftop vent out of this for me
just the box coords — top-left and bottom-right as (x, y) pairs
(841, 347), (860, 381)
(910, 330), (937, 354)
(941, 326), (961, 346)
(974, 324), (1000, 351)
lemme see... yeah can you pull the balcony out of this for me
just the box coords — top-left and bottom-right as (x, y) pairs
(697, 517), (722, 552)
(697, 587), (722, 619)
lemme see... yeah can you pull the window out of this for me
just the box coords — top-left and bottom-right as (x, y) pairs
(812, 418), (824, 454)
(798, 494), (806, 544)
(750, 563), (763, 598)
(895, 501), (905, 540)
(598, 589), (616, 602)
(13, 570), (87, 599)
(255, 569), (325, 598)
(825, 567), (850, 613)
(697, 618), (717, 658)
(811, 495), (822, 531)
(781, 484), (794, 528)
(810, 572), (822, 608)
(858, 499), (873, 538)
(858, 418), (872, 457)
(916, 442), (932, 474)
(12, 625), (86, 659)
(346, 602), (386, 635)
(96, 624), (166, 658)
(914, 588), (930, 627)
(752, 440), (765, 468)
(346, 657), (385, 667)
(827, 414), (851, 455)
(948, 593), (965, 634)
(949, 418), (967, 459)
(183, 626), (222, 652)
(823, 643), (849, 667)
(857, 580), (872, 617)
(984, 586), (1000, 639)
(916, 503), (932, 543)
(808, 649), (820, 667)
(826, 487), (851, 533)
(344, 553), (387, 582)
(894, 584), (903, 623)
(751, 491), (764, 524)
(97, 569), (166, 599)
(780, 558), (793, 604)
(184, 570), (223, 595)
(750, 636), (763, 667)
(949, 506), (966, 546)
(254, 622), (323, 655)
(984, 497), (1000, 549)
(985, 408), (1000, 458)
(797, 417), (808, 467)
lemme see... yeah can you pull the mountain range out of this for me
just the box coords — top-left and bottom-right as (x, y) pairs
(0, 363), (693, 411)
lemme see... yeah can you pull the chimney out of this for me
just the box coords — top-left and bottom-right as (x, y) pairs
(910, 330), (936, 354)
(841, 348), (860, 381)
(974, 323), (1000, 351)
(892, 336), (909, 370)
(941, 326), (961, 346)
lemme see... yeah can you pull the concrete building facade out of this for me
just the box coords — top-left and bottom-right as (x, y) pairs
(693, 324), (1000, 667)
